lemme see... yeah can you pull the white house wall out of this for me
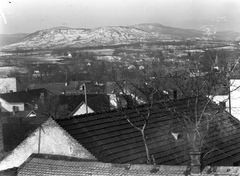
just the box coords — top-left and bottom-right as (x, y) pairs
(229, 79), (240, 120)
(0, 98), (24, 112)
(0, 78), (17, 93)
(211, 79), (240, 120)
(0, 118), (95, 171)
(211, 95), (230, 112)
(73, 103), (94, 116)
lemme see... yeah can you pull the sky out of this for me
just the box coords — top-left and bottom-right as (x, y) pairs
(0, 0), (240, 34)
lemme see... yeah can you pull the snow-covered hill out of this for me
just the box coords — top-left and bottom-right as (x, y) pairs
(1, 26), (169, 51)
(1, 24), (240, 51)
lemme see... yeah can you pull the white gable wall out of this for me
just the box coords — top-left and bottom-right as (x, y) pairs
(0, 118), (95, 171)
(73, 103), (94, 116)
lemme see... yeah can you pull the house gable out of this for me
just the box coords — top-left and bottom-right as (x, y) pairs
(0, 118), (95, 171)
(69, 102), (94, 116)
(60, 94), (110, 116)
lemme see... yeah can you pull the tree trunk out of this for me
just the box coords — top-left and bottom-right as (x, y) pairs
(141, 130), (151, 164)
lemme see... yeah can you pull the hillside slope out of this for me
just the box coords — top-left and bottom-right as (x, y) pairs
(1, 24), (240, 51)
(1, 26), (168, 51)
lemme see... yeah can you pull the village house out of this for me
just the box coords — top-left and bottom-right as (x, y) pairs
(0, 88), (47, 115)
(58, 94), (110, 116)
(0, 118), (95, 171)
(0, 77), (25, 94)
(1, 96), (240, 174)
(29, 80), (105, 95)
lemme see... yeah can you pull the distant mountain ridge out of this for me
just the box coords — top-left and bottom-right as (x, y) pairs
(1, 23), (240, 51)
(0, 33), (28, 47)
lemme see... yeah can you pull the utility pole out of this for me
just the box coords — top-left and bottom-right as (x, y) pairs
(83, 83), (88, 113)
(228, 78), (231, 115)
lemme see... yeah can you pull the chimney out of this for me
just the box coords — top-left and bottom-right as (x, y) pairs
(12, 106), (19, 115)
(173, 89), (177, 100)
(190, 151), (201, 174)
(12, 106), (15, 115)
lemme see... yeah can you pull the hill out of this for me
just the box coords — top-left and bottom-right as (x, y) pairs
(1, 23), (240, 51)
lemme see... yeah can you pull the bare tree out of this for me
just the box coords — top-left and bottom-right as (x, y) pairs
(111, 47), (240, 165)
(124, 104), (153, 164)
(36, 95), (68, 119)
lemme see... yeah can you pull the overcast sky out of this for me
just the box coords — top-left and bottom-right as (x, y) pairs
(0, 0), (240, 34)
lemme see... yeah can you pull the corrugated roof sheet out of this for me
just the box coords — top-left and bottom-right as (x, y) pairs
(56, 97), (240, 167)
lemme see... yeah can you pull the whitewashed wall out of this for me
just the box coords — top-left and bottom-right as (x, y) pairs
(0, 98), (24, 112)
(0, 78), (17, 93)
(0, 118), (95, 171)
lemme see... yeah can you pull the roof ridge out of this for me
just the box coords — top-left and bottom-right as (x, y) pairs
(20, 154), (189, 172)
(57, 101), (159, 121)
(57, 96), (204, 121)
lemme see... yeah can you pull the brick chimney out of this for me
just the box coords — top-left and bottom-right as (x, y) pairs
(190, 151), (201, 174)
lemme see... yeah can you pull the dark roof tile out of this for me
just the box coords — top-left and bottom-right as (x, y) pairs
(56, 97), (240, 166)
(59, 94), (110, 115)
(0, 88), (46, 103)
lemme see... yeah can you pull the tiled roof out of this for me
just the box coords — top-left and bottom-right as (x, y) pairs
(0, 167), (17, 176)
(56, 97), (240, 167)
(30, 81), (105, 94)
(202, 166), (240, 175)
(17, 154), (189, 176)
(9, 110), (36, 118)
(29, 82), (79, 94)
(17, 154), (240, 176)
(0, 88), (46, 103)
